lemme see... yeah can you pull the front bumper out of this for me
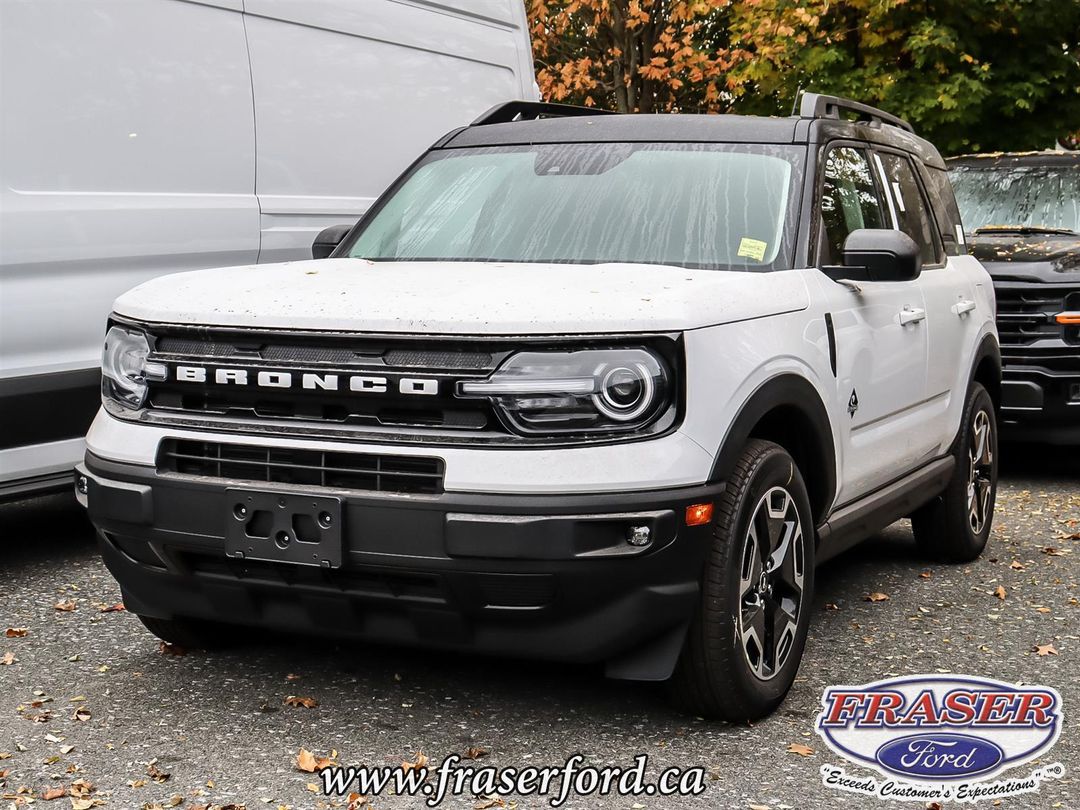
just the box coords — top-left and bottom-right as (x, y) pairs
(79, 453), (724, 680)
(1000, 363), (1080, 443)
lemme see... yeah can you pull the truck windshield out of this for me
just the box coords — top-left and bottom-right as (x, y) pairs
(346, 143), (803, 271)
(950, 164), (1080, 234)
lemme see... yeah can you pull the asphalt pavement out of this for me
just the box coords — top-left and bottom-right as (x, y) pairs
(1, 445), (1077, 810)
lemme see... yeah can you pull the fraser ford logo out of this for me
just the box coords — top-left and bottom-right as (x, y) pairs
(815, 675), (1064, 803)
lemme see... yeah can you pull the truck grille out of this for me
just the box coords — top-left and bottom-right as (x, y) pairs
(995, 283), (1075, 348)
(141, 326), (511, 435)
(158, 439), (444, 495)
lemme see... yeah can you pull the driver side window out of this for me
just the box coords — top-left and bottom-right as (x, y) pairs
(818, 146), (886, 265)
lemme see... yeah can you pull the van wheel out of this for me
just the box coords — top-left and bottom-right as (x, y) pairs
(137, 615), (232, 649)
(668, 439), (815, 721)
(911, 382), (998, 563)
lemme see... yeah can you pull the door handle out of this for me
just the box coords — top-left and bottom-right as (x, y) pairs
(899, 307), (926, 326)
(953, 299), (977, 317)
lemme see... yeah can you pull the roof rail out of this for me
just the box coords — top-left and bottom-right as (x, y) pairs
(471, 100), (616, 127)
(799, 92), (914, 134)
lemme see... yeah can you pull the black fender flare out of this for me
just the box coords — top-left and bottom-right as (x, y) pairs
(968, 332), (1002, 406)
(709, 374), (837, 525)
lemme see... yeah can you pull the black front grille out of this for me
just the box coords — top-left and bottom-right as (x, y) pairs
(995, 284), (1073, 347)
(158, 440), (444, 494)
(143, 328), (507, 433)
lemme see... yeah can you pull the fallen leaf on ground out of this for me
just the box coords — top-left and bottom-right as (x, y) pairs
(99, 603), (125, 613)
(994, 586), (1007, 600)
(787, 743), (814, 757)
(464, 746), (489, 760)
(402, 751), (429, 772)
(865, 592), (889, 602)
(1035, 644), (1059, 656)
(1042, 547), (1069, 556)
(285, 673), (301, 681)
(1010, 560), (1026, 570)
(158, 642), (186, 657)
(919, 570), (932, 579)
(54, 601), (77, 612)
(284, 696), (318, 709)
(296, 748), (335, 773)
(346, 794), (368, 810)
(5, 628), (28, 638)
(0, 652), (15, 665)
(72, 708), (91, 722)
(146, 761), (170, 782)
(42, 786), (66, 800)
(474, 796), (505, 810)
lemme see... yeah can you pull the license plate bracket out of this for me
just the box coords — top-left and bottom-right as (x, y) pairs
(224, 488), (343, 568)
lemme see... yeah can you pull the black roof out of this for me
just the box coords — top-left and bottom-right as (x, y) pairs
(441, 102), (947, 169)
(447, 113), (803, 147)
(947, 151), (1080, 169)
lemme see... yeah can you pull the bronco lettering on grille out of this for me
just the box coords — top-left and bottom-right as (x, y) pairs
(173, 366), (439, 396)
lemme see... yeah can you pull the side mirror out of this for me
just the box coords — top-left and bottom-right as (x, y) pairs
(824, 228), (922, 283)
(312, 224), (353, 260)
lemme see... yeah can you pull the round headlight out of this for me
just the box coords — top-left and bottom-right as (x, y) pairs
(594, 363), (655, 421)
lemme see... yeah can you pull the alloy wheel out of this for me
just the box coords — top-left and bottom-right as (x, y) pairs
(967, 408), (994, 535)
(737, 486), (805, 681)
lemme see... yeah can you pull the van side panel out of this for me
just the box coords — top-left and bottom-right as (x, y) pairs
(243, 0), (532, 263)
(0, 0), (258, 484)
(0, 0), (259, 380)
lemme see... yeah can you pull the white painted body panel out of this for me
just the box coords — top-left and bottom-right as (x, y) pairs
(112, 260), (811, 335)
(0, 0), (534, 487)
(85, 411), (716, 495)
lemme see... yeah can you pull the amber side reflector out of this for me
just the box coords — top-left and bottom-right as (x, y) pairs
(1055, 312), (1080, 325)
(685, 503), (714, 526)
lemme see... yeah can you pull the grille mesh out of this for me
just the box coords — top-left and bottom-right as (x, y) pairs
(158, 439), (444, 494)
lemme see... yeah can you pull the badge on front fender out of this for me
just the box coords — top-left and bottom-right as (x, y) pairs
(815, 675), (1064, 803)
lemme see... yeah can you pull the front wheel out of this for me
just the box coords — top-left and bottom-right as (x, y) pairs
(912, 382), (998, 562)
(668, 439), (815, 721)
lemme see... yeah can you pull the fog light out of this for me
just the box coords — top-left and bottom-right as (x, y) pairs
(685, 503), (714, 526)
(626, 525), (651, 546)
(76, 475), (89, 496)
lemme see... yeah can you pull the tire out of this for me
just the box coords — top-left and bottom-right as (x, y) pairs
(911, 382), (998, 563)
(668, 439), (815, 721)
(137, 614), (233, 649)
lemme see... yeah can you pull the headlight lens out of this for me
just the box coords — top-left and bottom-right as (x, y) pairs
(101, 326), (160, 410)
(459, 348), (671, 435)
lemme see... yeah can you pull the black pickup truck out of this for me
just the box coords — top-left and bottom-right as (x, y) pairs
(949, 152), (1080, 443)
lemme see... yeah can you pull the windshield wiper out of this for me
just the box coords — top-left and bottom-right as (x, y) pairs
(974, 225), (1079, 236)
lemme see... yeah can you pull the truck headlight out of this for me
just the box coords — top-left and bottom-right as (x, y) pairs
(101, 326), (163, 410)
(458, 348), (671, 435)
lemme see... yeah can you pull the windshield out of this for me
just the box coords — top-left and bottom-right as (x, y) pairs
(346, 143), (804, 271)
(949, 164), (1080, 234)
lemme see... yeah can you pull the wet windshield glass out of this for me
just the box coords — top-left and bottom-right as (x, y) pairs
(346, 143), (804, 271)
(950, 164), (1080, 233)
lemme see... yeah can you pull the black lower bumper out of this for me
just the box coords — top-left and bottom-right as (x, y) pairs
(1001, 366), (1080, 443)
(82, 453), (723, 681)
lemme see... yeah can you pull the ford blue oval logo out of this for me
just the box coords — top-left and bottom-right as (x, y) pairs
(875, 733), (1004, 780)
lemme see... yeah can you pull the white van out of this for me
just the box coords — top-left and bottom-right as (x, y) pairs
(0, 0), (537, 499)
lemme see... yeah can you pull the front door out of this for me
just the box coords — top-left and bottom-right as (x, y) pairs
(813, 145), (935, 505)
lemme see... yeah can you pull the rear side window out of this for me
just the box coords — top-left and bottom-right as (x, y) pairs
(876, 152), (944, 266)
(921, 165), (966, 256)
(818, 146), (886, 265)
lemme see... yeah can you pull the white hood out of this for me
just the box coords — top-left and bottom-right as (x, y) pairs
(113, 259), (810, 334)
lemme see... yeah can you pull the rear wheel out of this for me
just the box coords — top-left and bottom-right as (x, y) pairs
(137, 615), (234, 649)
(912, 382), (998, 562)
(668, 439), (815, 721)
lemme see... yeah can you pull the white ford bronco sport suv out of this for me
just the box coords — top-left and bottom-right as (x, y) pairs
(78, 95), (1001, 720)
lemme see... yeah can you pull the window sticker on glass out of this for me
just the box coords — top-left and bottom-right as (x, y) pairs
(737, 237), (767, 262)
